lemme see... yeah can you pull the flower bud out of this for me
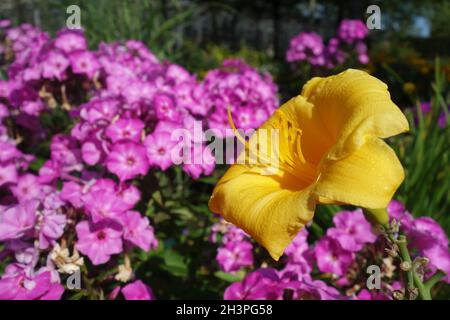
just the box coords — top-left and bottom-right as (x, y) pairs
(390, 219), (400, 234)
(393, 291), (404, 300)
(385, 244), (399, 258)
(414, 256), (429, 266)
(408, 288), (419, 300)
(400, 261), (411, 271)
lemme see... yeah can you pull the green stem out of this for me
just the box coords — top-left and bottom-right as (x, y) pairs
(362, 208), (389, 226)
(363, 207), (446, 300)
(396, 235), (430, 300)
(424, 271), (446, 293)
(395, 236), (414, 296)
(81, 265), (96, 299)
(413, 272), (430, 300)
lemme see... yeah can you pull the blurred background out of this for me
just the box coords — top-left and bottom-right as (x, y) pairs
(2, 0), (450, 102)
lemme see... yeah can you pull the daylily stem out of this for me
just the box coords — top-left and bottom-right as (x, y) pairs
(362, 208), (390, 226)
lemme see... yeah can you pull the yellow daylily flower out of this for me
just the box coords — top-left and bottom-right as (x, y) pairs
(208, 69), (409, 261)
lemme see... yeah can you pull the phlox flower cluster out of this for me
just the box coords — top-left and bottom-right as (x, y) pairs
(218, 200), (450, 300)
(201, 59), (278, 137)
(0, 106), (66, 299)
(0, 21), (220, 300)
(286, 32), (326, 67)
(1, 25), (215, 181)
(223, 229), (342, 300)
(210, 218), (254, 273)
(60, 38), (215, 181)
(286, 19), (369, 68)
(0, 156), (68, 299)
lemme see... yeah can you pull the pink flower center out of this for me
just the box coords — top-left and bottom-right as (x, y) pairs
(157, 147), (166, 155)
(97, 231), (106, 240)
(126, 157), (135, 166)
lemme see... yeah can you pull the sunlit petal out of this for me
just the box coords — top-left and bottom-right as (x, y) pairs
(315, 137), (405, 209)
(209, 165), (315, 260)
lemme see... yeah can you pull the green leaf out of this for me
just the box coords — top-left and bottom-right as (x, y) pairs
(152, 190), (164, 207)
(28, 158), (46, 172)
(153, 212), (171, 224)
(67, 291), (86, 300)
(161, 249), (188, 278)
(171, 207), (194, 220)
(214, 270), (246, 283)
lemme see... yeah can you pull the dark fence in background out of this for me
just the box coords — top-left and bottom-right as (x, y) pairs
(1, 0), (449, 60)
(409, 37), (450, 58)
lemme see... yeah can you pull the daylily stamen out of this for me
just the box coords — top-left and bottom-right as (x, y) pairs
(274, 110), (307, 166)
(228, 105), (308, 175)
(227, 105), (248, 148)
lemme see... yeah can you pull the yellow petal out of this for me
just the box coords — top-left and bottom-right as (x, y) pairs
(314, 137), (405, 209)
(301, 69), (409, 160)
(209, 165), (315, 260)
